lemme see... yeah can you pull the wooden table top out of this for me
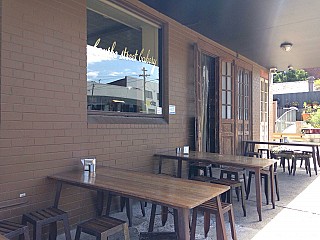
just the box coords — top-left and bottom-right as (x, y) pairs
(155, 150), (275, 169)
(244, 140), (319, 147)
(48, 167), (229, 209)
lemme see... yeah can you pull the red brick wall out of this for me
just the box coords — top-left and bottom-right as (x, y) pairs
(0, 0), (267, 226)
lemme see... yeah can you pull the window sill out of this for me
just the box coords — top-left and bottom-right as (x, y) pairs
(87, 111), (167, 125)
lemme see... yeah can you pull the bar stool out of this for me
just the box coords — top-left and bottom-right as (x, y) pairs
(258, 148), (270, 158)
(272, 151), (294, 174)
(188, 162), (213, 179)
(292, 151), (312, 176)
(106, 192), (145, 227)
(22, 207), (71, 240)
(220, 167), (247, 201)
(246, 152), (280, 204)
(190, 199), (237, 240)
(191, 176), (246, 217)
(75, 216), (129, 240)
(0, 220), (30, 240)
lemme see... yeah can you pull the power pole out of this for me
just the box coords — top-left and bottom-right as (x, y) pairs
(91, 83), (95, 110)
(139, 67), (150, 112)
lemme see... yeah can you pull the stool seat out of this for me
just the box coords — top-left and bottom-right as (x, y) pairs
(22, 207), (71, 240)
(75, 216), (129, 240)
(0, 220), (30, 240)
(139, 232), (178, 240)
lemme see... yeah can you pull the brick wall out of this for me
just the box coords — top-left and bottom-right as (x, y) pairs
(0, 0), (267, 226)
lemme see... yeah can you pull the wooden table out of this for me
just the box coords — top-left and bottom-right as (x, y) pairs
(155, 150), (276, 221)
(48, 167), (229, 240)
(244, 140), (319, 175)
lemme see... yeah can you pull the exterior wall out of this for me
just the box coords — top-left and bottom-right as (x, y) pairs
(304, 67), (320, 79)
(0, 0), (268, 225)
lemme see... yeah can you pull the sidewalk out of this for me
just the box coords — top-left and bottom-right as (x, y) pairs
(59, 166), (320, 239)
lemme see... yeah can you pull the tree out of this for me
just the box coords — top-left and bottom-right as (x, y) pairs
(315, 79), (320, 90)
(273, 69), (309, 83)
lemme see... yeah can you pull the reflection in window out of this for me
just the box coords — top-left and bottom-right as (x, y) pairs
(87, 1), (161, 115)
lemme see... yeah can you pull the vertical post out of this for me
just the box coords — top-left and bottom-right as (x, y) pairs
(139, 67), (150, 112)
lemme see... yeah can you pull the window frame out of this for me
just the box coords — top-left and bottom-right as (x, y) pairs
(86, 1), (167, 123)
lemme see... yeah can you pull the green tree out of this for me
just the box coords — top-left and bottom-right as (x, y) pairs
(315, 79), (320, 90)
(273, 69), (309, 83)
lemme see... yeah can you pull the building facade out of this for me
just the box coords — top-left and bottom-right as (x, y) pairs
(0, 0), (272, 224)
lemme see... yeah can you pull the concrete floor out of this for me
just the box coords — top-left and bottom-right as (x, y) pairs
(59, 165), (320, 240)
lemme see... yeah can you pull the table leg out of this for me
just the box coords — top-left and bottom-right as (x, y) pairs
(312, 146), (318, 175)
(53, 181), (62, 208)
(316, 146), (320, 167)
(254, 168), (263, 221)
(158, 156), (163, 174)
(177, 159), (182, 178)
(96, 190), (104, 216)
(176, 208), (190, 240)
(215, 196), (227, 240)
(269, 164), (275, 209)
(244, 142), (249, 156)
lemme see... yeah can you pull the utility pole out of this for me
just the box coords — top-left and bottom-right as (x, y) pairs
(139, 67), (150, 112)
(91, 83), (95, 110)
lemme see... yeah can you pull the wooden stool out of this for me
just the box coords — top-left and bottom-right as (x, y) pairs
(148, 204), (178, 233)
(258, 148), (270, 158)
(246, 167), (280, 204)
(0, 220), (30, 240)
(188, 162), (213, 179)
(191, 176), (246, 217)
(190, 199), (237, 240)
(106, 192), (145, 227)
(22, 207), (71, 240)
(210, 178), (246, 217)
(139, 232), (178, 240)
(75, 216), (129, 240)
(292, 151), (312, 176)
(220, 167), (247, 200)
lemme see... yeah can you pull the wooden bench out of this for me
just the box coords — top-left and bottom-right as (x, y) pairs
(272, 133), (305, 142)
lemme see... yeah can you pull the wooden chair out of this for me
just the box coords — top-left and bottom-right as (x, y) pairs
(75, 216), (129, 240)
(190, 199), (237, 240)
(191, 176), (246, 217)
(0, 220), (30, 240)
(139, 232), (178, 240)
(246, 153), (280, 204)
(22, 207), (71, 240)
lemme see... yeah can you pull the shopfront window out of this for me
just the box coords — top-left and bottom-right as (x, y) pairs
(87, 1), (162, 115)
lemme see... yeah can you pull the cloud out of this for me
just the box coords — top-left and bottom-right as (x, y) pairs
(87, 45), (118, 64)
(87, 71), (99, 78)
(109, 71), (123, 76)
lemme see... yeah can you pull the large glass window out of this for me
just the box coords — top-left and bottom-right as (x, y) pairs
(87, 1), (162, 115)
(221, 61), (232, 119)
(260, 77), (269, 141)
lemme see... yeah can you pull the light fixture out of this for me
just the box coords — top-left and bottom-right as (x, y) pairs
(288, 65), (293, 70)
(280, 42), (293, 52)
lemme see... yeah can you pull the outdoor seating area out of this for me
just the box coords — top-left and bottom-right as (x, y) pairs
(47, 154), (320, 240)
(2, 1), (320, 240)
